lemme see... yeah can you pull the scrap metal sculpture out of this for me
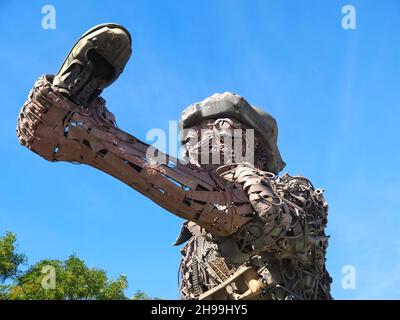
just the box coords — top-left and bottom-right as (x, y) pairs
(17, 24), (332, 300)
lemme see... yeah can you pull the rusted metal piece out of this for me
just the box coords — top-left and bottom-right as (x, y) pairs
(178, 162), (332, 300)
(180, 92), (285, 174)
(17, 75), (254, 237)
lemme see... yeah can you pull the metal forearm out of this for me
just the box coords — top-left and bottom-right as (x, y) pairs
(17, 76), (255, 237)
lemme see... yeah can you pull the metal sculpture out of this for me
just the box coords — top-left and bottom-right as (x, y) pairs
(17, 24), (332, 300)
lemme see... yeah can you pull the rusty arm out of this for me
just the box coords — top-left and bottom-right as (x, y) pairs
(17, 76), (255, 237)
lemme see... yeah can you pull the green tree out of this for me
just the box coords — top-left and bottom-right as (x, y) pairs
(7, 255), (128, 300)
(0, 232), (26, 281)
(131, 290), (151, 300)
(0, 232), (152, 300)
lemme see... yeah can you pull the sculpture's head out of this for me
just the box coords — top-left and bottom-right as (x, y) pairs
(179, 92), (286, 174)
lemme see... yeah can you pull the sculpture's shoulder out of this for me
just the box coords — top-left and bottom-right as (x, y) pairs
(277, 172), (329, 213)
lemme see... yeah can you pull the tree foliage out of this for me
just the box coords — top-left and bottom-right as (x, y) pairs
(6, 255), (128, 300)
(0, 232), (151, 300)
(0, 232), (26, 281)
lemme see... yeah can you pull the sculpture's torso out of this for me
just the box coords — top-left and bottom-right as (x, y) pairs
(178, 168), (332, 300)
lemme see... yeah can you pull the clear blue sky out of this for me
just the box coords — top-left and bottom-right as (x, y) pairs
(0, 0), (399, 299)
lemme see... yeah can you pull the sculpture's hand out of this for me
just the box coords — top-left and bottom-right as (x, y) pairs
(18, 75), (122, 165)
(18, 75), (73, 161)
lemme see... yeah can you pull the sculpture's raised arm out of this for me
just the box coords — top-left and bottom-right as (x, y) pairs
(17, 75), (254, 237)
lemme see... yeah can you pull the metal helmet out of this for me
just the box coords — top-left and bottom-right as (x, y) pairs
(179, 92), (286, 174)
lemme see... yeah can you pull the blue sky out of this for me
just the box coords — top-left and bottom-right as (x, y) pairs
(0, 0), (399, 299)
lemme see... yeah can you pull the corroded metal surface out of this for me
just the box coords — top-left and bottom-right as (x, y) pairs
(179, 164), (332, 300)
(17, 76), (255, 237)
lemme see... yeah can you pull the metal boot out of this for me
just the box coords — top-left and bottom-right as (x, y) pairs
(53, 23), (132, 106)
